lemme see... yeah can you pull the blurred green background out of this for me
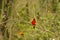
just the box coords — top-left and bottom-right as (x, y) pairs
(0, 0), (60, 40)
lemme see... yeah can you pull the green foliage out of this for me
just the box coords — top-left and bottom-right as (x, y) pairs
(0, 0), (60, 40)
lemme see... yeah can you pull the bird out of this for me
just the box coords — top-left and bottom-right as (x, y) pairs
(31, 18), (36, 29)
(18, 32), (24, 37)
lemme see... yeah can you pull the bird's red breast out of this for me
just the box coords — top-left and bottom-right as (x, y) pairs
(31, 18), (36, 25)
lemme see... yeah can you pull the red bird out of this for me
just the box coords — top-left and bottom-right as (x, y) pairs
(31, 18), (36, 29)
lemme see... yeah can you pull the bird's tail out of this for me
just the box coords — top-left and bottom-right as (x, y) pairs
(33, 25), (35, 29)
